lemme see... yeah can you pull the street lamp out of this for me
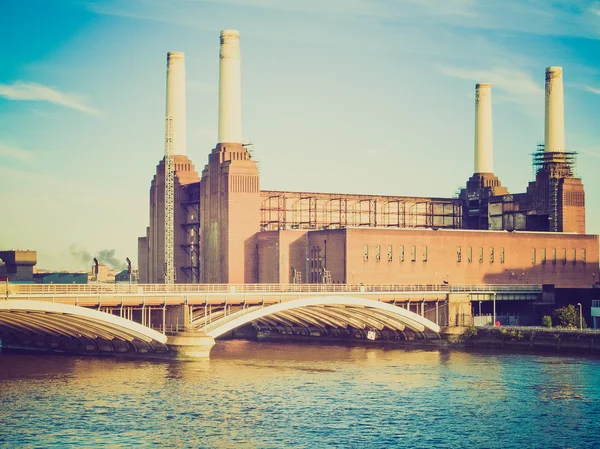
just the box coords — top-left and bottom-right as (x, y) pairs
(577, 303), (582, 330)
(126, 257), (132, 284)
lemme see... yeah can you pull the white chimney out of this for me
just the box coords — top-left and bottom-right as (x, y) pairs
(166, 52), (187, 156)
(544, 66), (565, 153)
(474, 83), (493, 173)
(218, 30), (242, 144)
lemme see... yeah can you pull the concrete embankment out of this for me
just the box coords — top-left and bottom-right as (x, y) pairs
(230, 325), (600, 355)
(457, 327), (600, 355)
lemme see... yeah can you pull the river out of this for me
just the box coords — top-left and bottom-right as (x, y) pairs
(1, 341), (599, 448)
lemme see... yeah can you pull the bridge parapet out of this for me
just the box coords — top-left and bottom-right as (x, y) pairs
(2, 283), (543, 297)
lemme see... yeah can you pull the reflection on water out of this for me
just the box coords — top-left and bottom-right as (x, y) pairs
(1, 341), (600, 448)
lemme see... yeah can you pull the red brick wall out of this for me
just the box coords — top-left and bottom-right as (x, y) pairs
(279, 230), (308, 283)
(340, 228), (598, 288)
(257, 232), (279, 283)
(559, 178), (585, 233)
(307, 230), (347, 283)
(142, 156), (199, 283)
(200, 143), (260, 283)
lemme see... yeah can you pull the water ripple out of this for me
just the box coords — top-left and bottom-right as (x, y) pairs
(1, 343), (600, 448)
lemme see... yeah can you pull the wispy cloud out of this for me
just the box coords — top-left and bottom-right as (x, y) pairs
(0, 81), (99, 114)
(584, 85), (600, 95)
(84, 0), (599, 38)
(85, 0), (477, 21)
(0, 144), (36, 164)
(439, 65), (543, 105)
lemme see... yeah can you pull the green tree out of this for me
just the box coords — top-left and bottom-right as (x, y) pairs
(554, 305), (587, 329)
(541, 315), (552, 328)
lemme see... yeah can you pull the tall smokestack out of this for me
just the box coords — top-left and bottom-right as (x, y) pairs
(166, 52), (186, 156)
(474, 83), (493, 173)
(544, 66), (565, 153)
(218, 30), (242, 144)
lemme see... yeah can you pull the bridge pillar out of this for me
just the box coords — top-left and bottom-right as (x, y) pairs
(446, 293), (473, 327)
(165, 304), (193, 332)
(166, 332), (215, 359)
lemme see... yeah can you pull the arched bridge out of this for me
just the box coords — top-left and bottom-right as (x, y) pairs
(0, 283), (543, 358)
(0, 300), (168, 355)
(198, 295), (440, 338)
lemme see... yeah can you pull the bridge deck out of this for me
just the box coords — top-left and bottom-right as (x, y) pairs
(2, 283), (542, 296)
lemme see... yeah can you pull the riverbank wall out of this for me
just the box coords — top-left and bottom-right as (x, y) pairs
(458, 326), (600, 354)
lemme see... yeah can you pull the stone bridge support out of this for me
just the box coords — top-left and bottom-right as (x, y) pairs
(446, 293), (473, 328)
(164, 304), (215, 359)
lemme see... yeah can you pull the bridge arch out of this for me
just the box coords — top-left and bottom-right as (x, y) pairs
(0, 300), (168, 354)
(199, 295), (440, 339)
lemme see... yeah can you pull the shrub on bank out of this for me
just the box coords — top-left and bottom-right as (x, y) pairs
(463, 326), (478, 339)
(554, 305), (587, 329)
(541, 316), (552, 328)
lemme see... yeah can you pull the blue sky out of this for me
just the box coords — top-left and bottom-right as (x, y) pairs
(1, 0), (599, 271)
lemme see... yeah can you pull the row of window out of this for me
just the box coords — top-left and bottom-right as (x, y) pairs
(363, 245), (427, 262)
(361, 245), (588, 265)
(531, 248), (586, 265)
(457, 247), (504, 263)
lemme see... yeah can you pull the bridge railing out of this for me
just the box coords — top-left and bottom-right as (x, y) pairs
(1, 283), (542, 296)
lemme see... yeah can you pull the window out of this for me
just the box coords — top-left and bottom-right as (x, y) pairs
(399, 246), (405, 262)
(387, 245), (393, 262)
(532, 248), (536, 265)
(582, 248), (587, 264)
(541, 248), (546, 264)
(468, 247), (473, 263)
(552, 248), (557, 264)
(572, 248), (577, 264)
(363, 245), (368, 262)
(490, 248), (494, 263)
(479, 247), (484, 263)
(411, 246), (417, 262)
(376, 245), (381, 262)
(423, 246), (428, 262)
(562, 248), (567, 264)
(457, 246), (462, 262)
(500, 247), (505, 264)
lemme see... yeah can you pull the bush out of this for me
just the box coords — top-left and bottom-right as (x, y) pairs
(541, 316), (552, 328)
(554, 305), (587, 329)
(463, 326), (478, 339)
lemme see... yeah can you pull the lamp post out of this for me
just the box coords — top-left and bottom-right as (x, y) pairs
(493, 292), (497, 325)
(577, 303), (582, 330)
(126, 257), (132, 285)
(93, 258), (99, 284)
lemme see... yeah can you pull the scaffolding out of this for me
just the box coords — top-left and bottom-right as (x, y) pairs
(531, 145), (577, 232)
(532, 144), (577, 179)
(164, 117), (175, 285)
(260, 191), (462, 231)
(180, 185), (200, 283)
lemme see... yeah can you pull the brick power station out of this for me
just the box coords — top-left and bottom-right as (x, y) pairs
(138, 31), (598, 289)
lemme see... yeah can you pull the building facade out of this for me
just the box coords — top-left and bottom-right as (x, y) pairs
(138, 32), (597, 288)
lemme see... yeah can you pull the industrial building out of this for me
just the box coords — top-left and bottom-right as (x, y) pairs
(0, 250), (37, 283)
(138, 30), (598, 289)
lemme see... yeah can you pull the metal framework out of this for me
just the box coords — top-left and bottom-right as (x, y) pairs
(180, 186), (200, 283)
(531, 145), (578, 232)
(164, 117), (175, 284)
(260, 191), (462, 231)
